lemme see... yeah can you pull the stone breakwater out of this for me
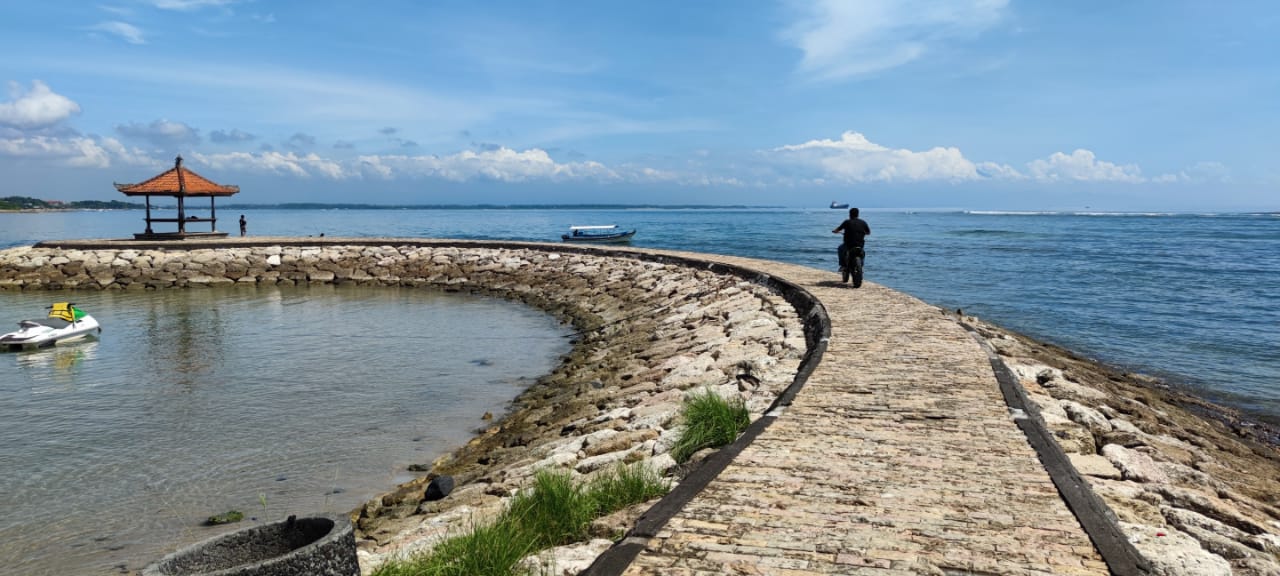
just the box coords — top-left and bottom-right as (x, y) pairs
(0, 241), (813, 574)
(7, 241), (1280, 575)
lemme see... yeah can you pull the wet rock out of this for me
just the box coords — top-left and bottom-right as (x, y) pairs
(424, 475), (454, 501)
(1036, 367), (1062, 385)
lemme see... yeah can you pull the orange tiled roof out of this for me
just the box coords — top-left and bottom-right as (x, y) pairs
(114, 157), (239, 197)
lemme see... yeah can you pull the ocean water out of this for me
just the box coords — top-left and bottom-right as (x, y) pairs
(1, 206), (1278, 572)
(6, 207), (1277, 415)
(0, 284), (572, 575)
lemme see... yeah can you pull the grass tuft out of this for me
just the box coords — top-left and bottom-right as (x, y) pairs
(585, 461), (670, 516)
(508, 468), (595, 547)
(372, 464), (669, 576)
(203, 510), (243, 526)
(672, 389), (750, 463)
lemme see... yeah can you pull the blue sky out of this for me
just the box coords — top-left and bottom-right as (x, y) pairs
(1, 1), (1276, 210)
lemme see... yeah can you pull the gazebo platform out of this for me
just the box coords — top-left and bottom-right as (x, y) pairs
(132, 231), (230, 240)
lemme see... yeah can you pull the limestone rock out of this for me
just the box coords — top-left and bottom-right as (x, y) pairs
(1062, 400), (1114, 435)
(1043, 411), (1096, 454)
(1162, 507), (1255, 560)
(1122, 522), (1232, 576)
(1103, 444), (1169, 483)
(520, 538), (615, 576)
(1068, 453), (1122, 479)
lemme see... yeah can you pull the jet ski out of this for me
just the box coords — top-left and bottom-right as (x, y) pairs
(1, 302), (101, 351)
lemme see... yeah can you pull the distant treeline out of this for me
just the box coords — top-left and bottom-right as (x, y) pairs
(218, 203), (771, 210)
(0, 196), (143, 211)
(2, 197), (773, 211)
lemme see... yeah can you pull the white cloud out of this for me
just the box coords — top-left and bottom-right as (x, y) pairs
(188, 147), (622, 183)
(76, 60), (493, 135)
(0, 123), (1193, 192)
(360, 147), (620, 183)
(0, 81), (82, 129)
(148, 0), (240, 11)
(116, 119), (201, 148)
(768, 131), (1169, 185)
(285, 132), (316, 149)
(0, 136), (110, 168)
(975, 161), (1023, 179)
(209, 128), (256, 143)
(1150, 161), (1231, 184)
(194, 151), (350, 179)
(1025, 149), (1144, 183)
(771, 131), (1007, 182)
(97, 137), (161, 167)
(0, 132), (157, 169)
(98, 5), (136, 18)
(782, 0), (1009, 80)
(90, 21), (146, 44)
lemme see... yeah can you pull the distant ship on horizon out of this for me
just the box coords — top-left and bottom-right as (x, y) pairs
(830, 201), (849, 209)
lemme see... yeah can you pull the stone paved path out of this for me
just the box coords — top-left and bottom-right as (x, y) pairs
(624, 255), (1108, 576)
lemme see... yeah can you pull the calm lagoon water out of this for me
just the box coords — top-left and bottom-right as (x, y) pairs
(2, 206), (1279, 573)
(0, 284), (571, 575)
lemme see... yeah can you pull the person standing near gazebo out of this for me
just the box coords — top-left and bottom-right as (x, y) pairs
(239, 214), (247, 237)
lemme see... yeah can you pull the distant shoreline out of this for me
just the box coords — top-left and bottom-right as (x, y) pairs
(4, 205), (1276, 214)
(1, 203), (781, 212)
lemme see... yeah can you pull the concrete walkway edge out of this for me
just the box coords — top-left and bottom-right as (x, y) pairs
(964, 325), (1151, 576)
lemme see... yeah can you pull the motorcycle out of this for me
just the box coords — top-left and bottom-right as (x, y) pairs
(838, 244), (864, 288)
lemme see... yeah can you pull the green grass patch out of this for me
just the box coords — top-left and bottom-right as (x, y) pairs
(203, 510), (244, 525)
(672, 389), (751, 463)
(372, 464), (669, 576)
(370, 518), (535, 576)
(585, 460), (670, 515)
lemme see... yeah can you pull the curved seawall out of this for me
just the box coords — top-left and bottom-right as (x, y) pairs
(4, 238), (1280, 575)
(1, 238), (821, 574)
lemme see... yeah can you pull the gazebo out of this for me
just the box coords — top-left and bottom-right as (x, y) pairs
(115, 155), (240, 239)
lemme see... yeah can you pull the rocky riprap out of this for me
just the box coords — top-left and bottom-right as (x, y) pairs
(0, 242), (809, 574)
(965, 315), (1280, 576)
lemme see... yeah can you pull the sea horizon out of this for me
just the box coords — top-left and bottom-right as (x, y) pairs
(6, 204), (1280, 217)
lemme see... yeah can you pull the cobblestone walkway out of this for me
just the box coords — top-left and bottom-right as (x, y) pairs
(625, 256), (1108, 575)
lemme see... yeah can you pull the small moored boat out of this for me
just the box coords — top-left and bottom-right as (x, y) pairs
(1, 303), (102, 351)
(561, 225), (636, 244)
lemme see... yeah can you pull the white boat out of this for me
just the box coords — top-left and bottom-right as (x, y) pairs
(1, 303), (101, 351)
(830, 201), (849, 209)
(561, 225), (637, 243)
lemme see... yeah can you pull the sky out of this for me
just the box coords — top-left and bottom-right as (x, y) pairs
(1, 0), (1277, 210)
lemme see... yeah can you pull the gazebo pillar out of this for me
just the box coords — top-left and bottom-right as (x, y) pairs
(177, 196), (186, 233)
